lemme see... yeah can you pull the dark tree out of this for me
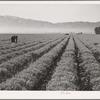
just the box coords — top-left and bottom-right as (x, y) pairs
(94, 26), (100, 34)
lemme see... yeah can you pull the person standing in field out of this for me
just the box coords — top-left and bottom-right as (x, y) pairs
(11, 36), (13, 43)
(11, 35), (17, 47)
(11, 35), (14, 47)
(16, 35), (18, 43)
(13, 35), (16, 43)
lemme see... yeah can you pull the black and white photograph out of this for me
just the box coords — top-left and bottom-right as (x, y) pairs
(0, 1), (100, 98)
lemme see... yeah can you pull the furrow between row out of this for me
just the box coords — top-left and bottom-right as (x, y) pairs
(46, 36), (79, 90)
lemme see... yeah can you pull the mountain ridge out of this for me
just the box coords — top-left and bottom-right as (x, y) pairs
(0, 15), (100, 34)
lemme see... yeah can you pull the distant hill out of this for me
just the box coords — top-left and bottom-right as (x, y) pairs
(0, 15), (100, 34)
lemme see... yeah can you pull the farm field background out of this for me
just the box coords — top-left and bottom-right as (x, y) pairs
(0, 33), (100, 91)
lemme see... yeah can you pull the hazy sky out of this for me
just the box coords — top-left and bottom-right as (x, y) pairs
(0, 4), (100, 23)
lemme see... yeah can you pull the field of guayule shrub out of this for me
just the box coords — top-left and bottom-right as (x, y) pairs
(0, 34), (100, 91)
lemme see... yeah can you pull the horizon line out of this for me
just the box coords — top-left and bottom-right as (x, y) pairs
(0, 15), (100, 23)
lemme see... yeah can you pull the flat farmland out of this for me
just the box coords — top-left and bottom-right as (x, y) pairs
(0, 34), (100, 91)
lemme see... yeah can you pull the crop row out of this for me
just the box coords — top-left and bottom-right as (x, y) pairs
(0, 36), (66, 84)
(0, 41), (41, 56)
(46, 37), (79, 90)
(0, 39), (35, 51)
(0, 37), (69, 90)
(0, 37), (50, 51)
(0, 35), (61, 51)
(0, 37), (61, 65)
(74, 37), (100, 91)
(77, 36), (100, 64)
(0, 36), (57, 55)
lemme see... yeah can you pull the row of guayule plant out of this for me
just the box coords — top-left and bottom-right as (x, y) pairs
(0, 36), (69, 90)
(77, 36), (100, 64)
(0, 36), (66, 85)
(0, 36), (57, 55)
(46, 37), (79, 90)
(0, 39), (36, 50)
(74, 36), (100, 91)
(0, 36), (61, 65)
(0, 41), (41, 55)
(0, 35), (61, 51)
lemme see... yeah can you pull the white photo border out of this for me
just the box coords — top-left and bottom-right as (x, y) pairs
(0, 1), (100, 99)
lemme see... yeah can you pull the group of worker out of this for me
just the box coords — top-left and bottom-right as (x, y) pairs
(11, 35), (18, 43)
